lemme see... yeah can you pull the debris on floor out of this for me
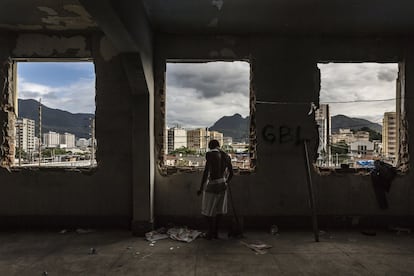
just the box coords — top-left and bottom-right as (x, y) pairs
(59, 229), (68, 234)
(145, 227), (169, 242)
(88, 247), (97, 255)
(76, 228), (95, 234)
(145, 227), (202, 243)
(167, 227), (202, 243)
(240, 240), (272, 255)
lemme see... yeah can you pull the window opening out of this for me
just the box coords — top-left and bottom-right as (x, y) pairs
(164, 61), (251, 170)
(13, 61), (96, 168)
(317, 63), (399, 169)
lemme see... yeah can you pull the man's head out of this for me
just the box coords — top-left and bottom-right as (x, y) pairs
(208, 139), (220, 150)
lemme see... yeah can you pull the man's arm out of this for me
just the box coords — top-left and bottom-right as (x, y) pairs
(226, 154), (233, 183)
(198, 154), (210, 195)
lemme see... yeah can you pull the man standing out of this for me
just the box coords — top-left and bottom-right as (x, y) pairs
(197, 139), (233, 239)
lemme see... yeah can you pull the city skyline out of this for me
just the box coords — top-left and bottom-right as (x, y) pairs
(319, 63), (398, 124)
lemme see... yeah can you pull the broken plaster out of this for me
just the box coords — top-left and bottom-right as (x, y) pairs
(39, 5), (97, 30)
(13, 34), (90, 57)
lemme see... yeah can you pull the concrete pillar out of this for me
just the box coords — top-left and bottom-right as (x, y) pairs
(120, 53), (154, 235)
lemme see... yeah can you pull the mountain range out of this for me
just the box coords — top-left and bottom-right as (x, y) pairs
(209, 113), (249, 142)
(18, 99), (382, 141)
(331, 114), (382, 133)
(18, 99), (94, 138)
(208, 113), (382, 141)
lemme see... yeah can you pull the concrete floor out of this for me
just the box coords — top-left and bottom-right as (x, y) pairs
(0, 229), (413, 275)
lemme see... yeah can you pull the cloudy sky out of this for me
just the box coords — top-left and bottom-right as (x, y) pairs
(319, 63), (398, 124)
(167, 62), (398, 128)
(18, 62), (95, 114)
(166, 61), (250, 128)
(18, 61), (398, 126)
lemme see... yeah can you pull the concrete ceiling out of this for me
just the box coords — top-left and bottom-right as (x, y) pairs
(142, 0), (414, 36)
(0, 0), (97, 31)
(0, 0), (414, 36)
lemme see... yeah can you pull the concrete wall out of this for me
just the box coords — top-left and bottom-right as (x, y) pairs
(0, 33), (134, 227)
(0, 31), (413, 230)
(154, 35), (414, 228)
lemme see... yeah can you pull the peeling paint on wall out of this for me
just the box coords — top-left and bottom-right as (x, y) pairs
(100, 36), (120, 61)
(13, 34), (91, 57)
(39, 5), (97, 30)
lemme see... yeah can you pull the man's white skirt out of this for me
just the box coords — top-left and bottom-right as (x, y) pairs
(201, 179), (228, 217)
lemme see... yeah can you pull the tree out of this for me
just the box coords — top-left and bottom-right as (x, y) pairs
(353, 127), (382, 141)
(331, 141), (349, 155)
(14, 148), (28, 159)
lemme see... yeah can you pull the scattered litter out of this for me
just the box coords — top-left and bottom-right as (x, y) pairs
(319, 230), (326, 236)
(145, 226), (202, 243)
(59, 229), (68, 234)
(176, 246), (180, 249)
(43, 272), (48, 276)
(88, 247), (97, 255)
(135, 252), (140, 255)
(149, 243), (155, 247)
(390, 226), (411, 234)
(270, 225), (278, 235)
(126, 246), (132, 250)
(169, 247), (174, 250)
(145, 228), (169, 242)
(167, 227), (202, 243)
(76, 228), (95, 234)
(240, 241), (272, 255)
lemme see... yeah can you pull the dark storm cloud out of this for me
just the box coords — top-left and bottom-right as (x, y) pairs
(377, 68), (397, 82)
(167, 62), (249, 99)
